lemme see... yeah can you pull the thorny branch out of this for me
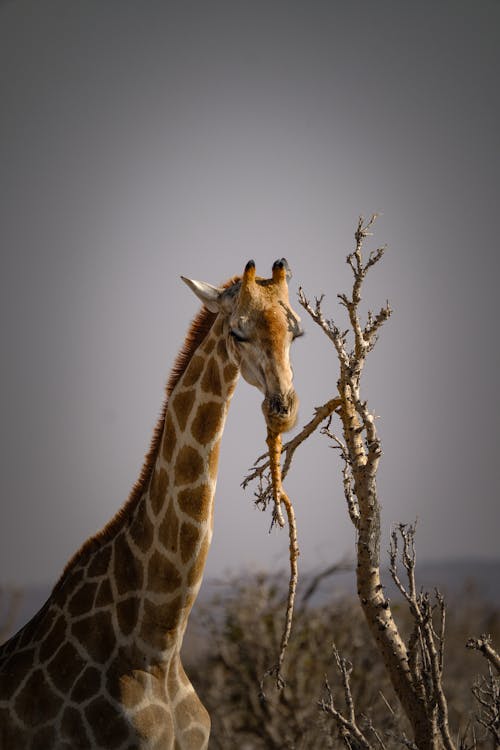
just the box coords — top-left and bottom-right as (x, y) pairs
(258, 429), (300, 694)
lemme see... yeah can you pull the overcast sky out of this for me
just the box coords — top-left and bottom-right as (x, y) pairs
(0, 0), (499, 588)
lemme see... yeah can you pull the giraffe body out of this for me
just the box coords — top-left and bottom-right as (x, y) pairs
(0, 260), (301, 749)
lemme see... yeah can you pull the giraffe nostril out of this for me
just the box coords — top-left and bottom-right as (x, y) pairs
(262, 390), (298, 433)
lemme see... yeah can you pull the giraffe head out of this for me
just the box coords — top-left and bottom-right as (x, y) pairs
(182, 259), (302, 433)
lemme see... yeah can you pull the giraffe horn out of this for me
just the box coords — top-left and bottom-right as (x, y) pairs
(272, 257), (292, 283)
(241, 259), (256, 291)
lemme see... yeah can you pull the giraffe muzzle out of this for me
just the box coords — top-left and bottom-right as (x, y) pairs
(262, 390), (299, 433)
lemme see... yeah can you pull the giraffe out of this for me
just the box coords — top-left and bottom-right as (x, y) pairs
(0, 259), (302, 750)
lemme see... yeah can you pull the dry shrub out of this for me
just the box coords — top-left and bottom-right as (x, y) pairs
(185, 572), (499, 749)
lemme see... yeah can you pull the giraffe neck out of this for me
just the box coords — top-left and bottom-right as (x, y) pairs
(133, 314), (239, 652)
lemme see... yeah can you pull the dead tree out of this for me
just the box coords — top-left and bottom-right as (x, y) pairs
(246, 215), (497, 749)
(298, 215), (456, 750)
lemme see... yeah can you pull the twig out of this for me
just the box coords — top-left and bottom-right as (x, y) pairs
(260, 429), (299, 693)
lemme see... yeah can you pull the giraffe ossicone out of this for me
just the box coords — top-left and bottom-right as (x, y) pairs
(0, 260), (302, 749)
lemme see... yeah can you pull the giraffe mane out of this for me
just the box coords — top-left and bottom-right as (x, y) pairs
(52, 276), (240, 594)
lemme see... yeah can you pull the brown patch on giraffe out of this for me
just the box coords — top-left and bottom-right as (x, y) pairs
(201, 356), (222, 395)
(87, 543), (112, 578)
(67, 581), (98, 618)
(133, 704), (173, 741)
(223, 361), (239, 383)
(114, 532), (144, 595)
(158, 498), (179, 554)
(216, 337), (228, 358)
(39, 614), (67, 663)
(117, 596), (139, 636)
(95, 578), (114, 608)
(14, 668), (60, 726)
(150, 467), (169, 516)
(147, 550), (182, 594)
(47, 641), (86, 694)
(175, 691), (210, 732)
(71, 610), (116, 663)
(208, 438), (221, 481)
(177, 483), (211, 524)
(0, 647), (36, 698)
(203, 336), (216, 355)
(140, 596), (182, 650)
(179, 522), (200, 565)
(187, 534), (210, 587)
(174, 445), (204, 486)
(190, 400), (223, 446)
(172, 388), (196, 432)
(30, 725), (57, 750)
(0, 708), (25, 746)
(61, 706), (91, 744)
(182, 354), (204, 387)
(85, 696), (130, 748)
(129, 510), (154, 553)
(71, 665), (102, 702)
(162, 414), (176, 465)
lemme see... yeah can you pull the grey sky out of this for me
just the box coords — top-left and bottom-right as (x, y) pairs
(0, 0), (499, 587)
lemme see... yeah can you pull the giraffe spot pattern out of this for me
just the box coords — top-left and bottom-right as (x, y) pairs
(140, 596), (182, 651)
(0, 707), (25, 746)
(201, 356), (221, 396)
(114, 533), (143, 595)
(190, 401), (223, 446)
(159, 498), (179, 554)
(147, 550), (182, 595)
(216, 337), (227, 358)
(162, 414), (176, 464)
(87, 544), (112, 578)
(172, 388), (196, 432)
(177, 484), (211, 524)
(106, 642), (147, 703)
(84, 696), (131, 748)
(61, 706), (91, 745)
(179, 522), (200, 565)
(0, 647), (36, 698)
(175, 691), (210, 733)
(14, 668), (60, 726)
(181, 354), (204, 387)
(223, 362), (239, 383)
(30, 725), (56, 750)
(133, 704), (173, 742)
(95, 578), (114, 608)
(117, 596), (139, 636)
(46, 641), (86, 694)
(67, 581), (98, 618)
(129, 509), (154, 554)
(71, 610), (116, 663)
(70, 665), (102, 702)
(174, 445), (204, 487)
(38, 614), (67, 663)
(150, 467), (169, 516)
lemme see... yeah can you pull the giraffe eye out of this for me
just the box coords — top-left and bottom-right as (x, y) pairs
(229, 329), (248, 343)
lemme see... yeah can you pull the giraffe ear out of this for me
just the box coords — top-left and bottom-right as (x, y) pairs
(181, 277), (223, 313)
